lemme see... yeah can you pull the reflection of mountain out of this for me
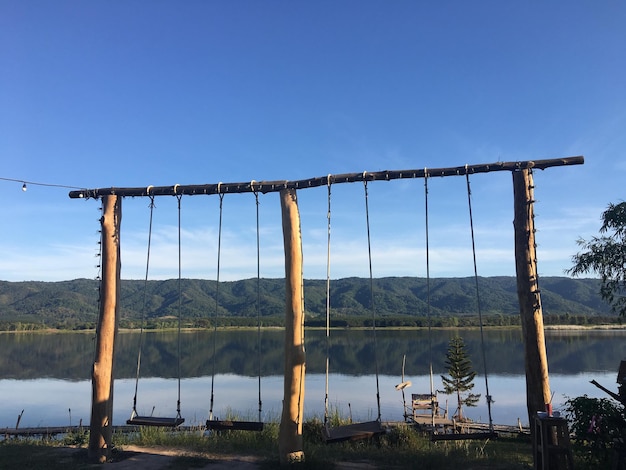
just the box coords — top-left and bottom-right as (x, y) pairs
(0, 276), (611, 326)
(1, 329), (624, 381)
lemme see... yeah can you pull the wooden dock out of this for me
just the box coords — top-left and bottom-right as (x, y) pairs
(2, 424), (200, 437)
(384, 419), (530, 437)
(3, 421), (529, 438)
(410, 415), (454, 427)
(463, 421), (530, 436)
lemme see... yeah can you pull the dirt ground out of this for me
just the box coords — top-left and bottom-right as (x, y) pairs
(59, 445), (379, 469)
(70, 445), (263, 469)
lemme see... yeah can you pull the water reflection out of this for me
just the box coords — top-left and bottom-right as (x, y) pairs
(0, 328), (624, 428)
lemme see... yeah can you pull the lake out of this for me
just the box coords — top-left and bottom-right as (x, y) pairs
(1, 328), (624, 429)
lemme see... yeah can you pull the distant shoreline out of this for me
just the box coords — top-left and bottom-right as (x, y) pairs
(2, 323), (625, 334)
(544, 324), (625, 331)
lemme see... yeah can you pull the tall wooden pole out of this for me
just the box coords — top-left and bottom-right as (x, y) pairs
(88, 195), (122, 463)
(278, 188), (306, 464)
(512, 170), (551, 426)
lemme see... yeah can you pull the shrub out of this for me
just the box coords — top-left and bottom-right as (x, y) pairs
(564, 395), (625, 468)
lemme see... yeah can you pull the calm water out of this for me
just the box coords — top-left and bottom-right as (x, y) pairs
(1, 328), (624, 428)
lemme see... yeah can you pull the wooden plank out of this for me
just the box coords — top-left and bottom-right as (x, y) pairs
(410, 415), (454, 426)
(126, 416), (184, 427)
(590, 379), (624, 404)
(617, 360), (626, 384)
(3, 426), (85, 436)
(322, 420), (385, 444)
(3, 425), (134, 437)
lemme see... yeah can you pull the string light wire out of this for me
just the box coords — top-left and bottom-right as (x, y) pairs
(0, 176), (85, 191)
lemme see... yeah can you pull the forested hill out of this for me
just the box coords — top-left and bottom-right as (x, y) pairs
(0, 276), (613, 329)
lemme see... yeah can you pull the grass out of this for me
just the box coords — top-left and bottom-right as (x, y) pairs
(301, 420), (534, 469)
(1, 420), (536, 470)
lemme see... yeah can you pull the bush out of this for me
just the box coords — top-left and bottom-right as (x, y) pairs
(564, 395), (626, 468)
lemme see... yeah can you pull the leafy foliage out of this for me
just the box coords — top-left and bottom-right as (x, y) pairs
(565, 395), (626, 468)
(440, 336), (481, 421)
(568, 202), (626, 317)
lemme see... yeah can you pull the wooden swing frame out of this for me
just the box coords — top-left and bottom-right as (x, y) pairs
(77, 156), (582, 461)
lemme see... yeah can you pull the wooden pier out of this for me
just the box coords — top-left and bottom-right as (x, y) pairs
(2, 424), (197, 438)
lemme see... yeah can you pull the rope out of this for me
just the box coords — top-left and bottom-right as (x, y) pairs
(176, 194), (183, 418)
(207, 188), (263, 424)
(209, 194), (225, 421)
(254, 188), (263, 423)
(324, 178), (332, 426)
(424, 172), (436, 427)
(130, 196), (155, 417)
(465, 173), (494, 432)
(363, 179), (382, 422)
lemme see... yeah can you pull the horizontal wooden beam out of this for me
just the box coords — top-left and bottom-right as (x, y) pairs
(69, 156), (584, 199)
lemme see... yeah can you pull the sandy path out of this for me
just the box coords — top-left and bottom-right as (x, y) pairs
(56, 445), (380, 469)
(56, 445), (262, 469)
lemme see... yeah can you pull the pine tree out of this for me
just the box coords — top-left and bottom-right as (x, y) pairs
(441, 336), (481, 422)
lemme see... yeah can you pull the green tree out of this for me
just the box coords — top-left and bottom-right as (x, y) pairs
(440, 336), (481, 422)
(567, 202), (626, 317)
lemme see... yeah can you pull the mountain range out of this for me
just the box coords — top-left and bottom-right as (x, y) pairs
(0, 276), (612, 328)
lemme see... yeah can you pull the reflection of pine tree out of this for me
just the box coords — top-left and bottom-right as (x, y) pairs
(441, 336), (480, 421)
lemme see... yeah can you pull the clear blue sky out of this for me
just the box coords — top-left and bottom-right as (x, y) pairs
(1, 1), (624, 282)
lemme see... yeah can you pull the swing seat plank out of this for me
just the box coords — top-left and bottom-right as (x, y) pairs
(127, 416), (185, 427)
(206, 419), (264, 432)
(322, 420), (385, 444)
(431, 431), (497, 442)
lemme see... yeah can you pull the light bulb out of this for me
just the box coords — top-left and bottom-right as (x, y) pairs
(22, 183), (27, 192)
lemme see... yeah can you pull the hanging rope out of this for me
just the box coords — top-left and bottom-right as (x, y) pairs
(324, 178), (332, 426)
(363, 178), (382, 423)
(465, 172), (494, 433)
(209, 193), (225, 421)
(321, 178), (385, 443)
(125, 192), (184, 427)
(130, 196), (155, 417)
(424, 171), (437, 428)
(176, 194), (183, 419)
(204, 188), (264, 432)
(254, 187), (263, 423)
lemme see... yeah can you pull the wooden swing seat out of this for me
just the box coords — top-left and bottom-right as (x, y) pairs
(127, 416), (185, 427)
(322, 420), (385, 444)
(206, 419), (264, 432)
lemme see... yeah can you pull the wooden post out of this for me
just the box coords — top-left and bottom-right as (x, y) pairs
(278, 188), (306, 464)
(88, 195), (122, 463)
(512, 170), (551, 426)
